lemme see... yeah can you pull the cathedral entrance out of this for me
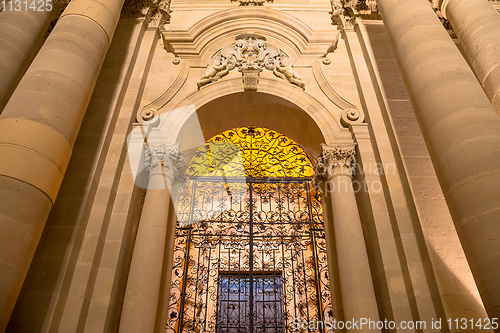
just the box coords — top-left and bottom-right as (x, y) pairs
(166, 127), (332, 333)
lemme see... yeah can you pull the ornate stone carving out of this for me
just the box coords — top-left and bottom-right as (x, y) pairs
(197, 34), (305, 90)
(341, 108), (364, 127)
(315, 143), (357, 181)
(242, 70), (261, 91)
(197, 59), (230, 89)
(231, 0), (273, 5)
(273, 59), (306, 90)
(330, 0), (358, 31)
(330, 0), (381, 29)
(121, 0), (171, 29)
(144, 144), (186, 182)
(428, 0), (457, 38)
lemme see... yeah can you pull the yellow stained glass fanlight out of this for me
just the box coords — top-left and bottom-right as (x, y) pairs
(186, 126), (314, 178)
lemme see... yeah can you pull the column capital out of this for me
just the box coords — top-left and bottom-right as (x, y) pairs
(121, 0), (172, 28)
(429, 0), (457, 38)
(145, 143), (186, 182)
(330, 0), (358, 31)
(316, 143), (357, 180)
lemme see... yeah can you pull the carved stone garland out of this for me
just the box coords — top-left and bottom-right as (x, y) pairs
(144, 144), (187, 183)
(197, 34), (306, 91)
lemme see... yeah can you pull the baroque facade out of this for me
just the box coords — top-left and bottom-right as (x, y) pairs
(0, 0), (500, 332)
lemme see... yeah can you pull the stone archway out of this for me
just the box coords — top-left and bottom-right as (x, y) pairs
(120, 85), (383, 333)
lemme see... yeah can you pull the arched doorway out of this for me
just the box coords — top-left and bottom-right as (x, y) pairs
(166, 126), (333, 333)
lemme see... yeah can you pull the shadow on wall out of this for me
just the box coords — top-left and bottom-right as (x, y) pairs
(6, 19), (141, 333)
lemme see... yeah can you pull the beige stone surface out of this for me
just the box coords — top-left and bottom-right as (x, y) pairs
(2, 0), (498, 331)
(443, 0), (500, 114)
(0, 6), (60, 112)
(377, 0), (500, 323)
(359, 19), (491, 330)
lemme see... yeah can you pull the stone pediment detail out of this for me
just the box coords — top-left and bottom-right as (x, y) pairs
(197, 34), (306, 91)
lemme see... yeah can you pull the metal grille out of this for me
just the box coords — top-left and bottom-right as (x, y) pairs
(216, 273), (284, 333)
(167, 177), (333, 333)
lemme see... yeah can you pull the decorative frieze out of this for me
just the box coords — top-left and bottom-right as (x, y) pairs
(315, 143), (357, 180)
(144, 144), (186, 182)
(197, 34), (305, 90)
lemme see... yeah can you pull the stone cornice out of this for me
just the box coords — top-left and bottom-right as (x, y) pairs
(316, 143), (357, 180)
(145, 143), (186, 181)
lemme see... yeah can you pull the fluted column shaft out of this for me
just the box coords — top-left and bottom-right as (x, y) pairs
(442, 0), (500, 114)
(119, 143), (185, 333)
(0, 0), (124, 329)
(377, 0), (500, 323)
(0, 3), (63, 112)
(318, 144), (381, 332)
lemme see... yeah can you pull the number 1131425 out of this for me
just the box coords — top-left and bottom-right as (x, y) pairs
(2, 0), (53, 12)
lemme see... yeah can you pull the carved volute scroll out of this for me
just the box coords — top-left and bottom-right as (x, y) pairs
(197, 34), (306, 90)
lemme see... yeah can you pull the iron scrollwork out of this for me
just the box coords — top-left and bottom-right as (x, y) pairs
(168, 178), (333, 333)
(166, 127), (333, 333)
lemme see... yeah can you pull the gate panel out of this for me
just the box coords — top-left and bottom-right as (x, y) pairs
(167, 178), (332, 333)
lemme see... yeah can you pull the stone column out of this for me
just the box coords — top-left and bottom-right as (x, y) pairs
(0, 1), (65, 112)
(119, 143), (185, 333)
(317, 144), (381, 332)
(0, 0), (124, 329)
(377, 0), (500, 322)
(440, 0), (500, 114)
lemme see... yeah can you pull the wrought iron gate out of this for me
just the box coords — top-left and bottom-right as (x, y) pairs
(166, 177), (333, 333)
